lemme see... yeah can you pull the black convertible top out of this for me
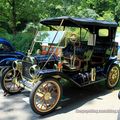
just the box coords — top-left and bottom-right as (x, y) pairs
(40, 16), (118, 28)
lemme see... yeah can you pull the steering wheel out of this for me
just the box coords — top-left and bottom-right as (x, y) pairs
(70, 33), (77, 43)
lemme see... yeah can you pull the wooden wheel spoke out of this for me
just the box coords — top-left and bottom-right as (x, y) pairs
(4, 78), (13, 82)
(13, 83), (20, 90)
(15, 82), (20, 88)
(44, 83), (49, 92)
(48, 86), (54, 93)
(38, 90), (44, 95)
(36, 92), (44, 99)
(13, 83), (16, 90)
(40, 100), (45, 109)
(7, 84), (14, 91)
(36, 96), (44, 106)
(37, 88), (43, 93)
(51, 88), (57, 94)
(46, 99), (51, 106)
(36, 88), (45, 97)
(44, 100), (48, 109)
(16, 72), (20, 77)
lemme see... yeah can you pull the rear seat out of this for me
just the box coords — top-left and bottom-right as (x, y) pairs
(63, 42), (93, 70)
(91, 40), (112, 66)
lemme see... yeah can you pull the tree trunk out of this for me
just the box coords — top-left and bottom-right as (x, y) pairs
(12, 0), (17, 35)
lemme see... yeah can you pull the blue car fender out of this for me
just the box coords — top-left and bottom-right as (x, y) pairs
(0, 57), (19, 66)
(15, 51), (25, 58)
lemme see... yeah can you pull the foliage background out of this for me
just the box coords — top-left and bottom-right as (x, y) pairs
(0, 0), (120, 52)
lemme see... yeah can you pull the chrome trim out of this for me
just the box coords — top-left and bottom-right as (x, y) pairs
(22, 56), (36, 64)
(12, 60), (22, 72)
(29, 65), (40, 78)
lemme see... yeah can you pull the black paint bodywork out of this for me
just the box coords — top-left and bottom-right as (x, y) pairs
(18, 16), (119, 88)
(38, 16), (119, 87)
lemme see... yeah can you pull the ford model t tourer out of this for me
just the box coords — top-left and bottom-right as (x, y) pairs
(1, 16), (120, 115)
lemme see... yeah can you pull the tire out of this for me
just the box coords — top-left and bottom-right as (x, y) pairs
(106, 64), (120, 89)
(30, 77), (62, 115)
(1, 66), (8, 74)
(1, 67), (23, 95)
(118, 91), (120, 99)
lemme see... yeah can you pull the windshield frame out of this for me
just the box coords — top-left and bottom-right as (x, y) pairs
(29, 30), (66, 54)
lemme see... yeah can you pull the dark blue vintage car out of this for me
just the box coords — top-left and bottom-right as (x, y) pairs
(0, 38), (25, 72)
(1, 16), (120, 115)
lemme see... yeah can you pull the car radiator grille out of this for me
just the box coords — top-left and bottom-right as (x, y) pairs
(22, 61), (33, 79)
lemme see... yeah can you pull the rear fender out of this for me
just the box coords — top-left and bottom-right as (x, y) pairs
(104, 59), (120, 74)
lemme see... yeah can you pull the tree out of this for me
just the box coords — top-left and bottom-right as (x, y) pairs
(0, 0), (120, 35)
(0, 0), (47, 34)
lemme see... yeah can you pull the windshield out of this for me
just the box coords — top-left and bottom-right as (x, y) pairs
(30, 31), (66, 54)
(35, 31), (65, 46)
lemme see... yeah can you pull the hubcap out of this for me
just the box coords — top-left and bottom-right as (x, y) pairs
(44, 92), (51, 101)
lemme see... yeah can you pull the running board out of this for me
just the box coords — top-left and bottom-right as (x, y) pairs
(69, 77), (106, 88)
(81, 78), (106, 87)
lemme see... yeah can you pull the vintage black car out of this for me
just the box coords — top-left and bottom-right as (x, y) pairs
(1, 16), (120, 115)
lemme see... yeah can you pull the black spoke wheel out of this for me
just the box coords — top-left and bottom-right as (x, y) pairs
(30, 78), (62, 115)
(1, 67), (23, 94)
(107, 65), (120, 89)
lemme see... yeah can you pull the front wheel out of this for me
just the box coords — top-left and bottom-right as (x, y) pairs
(106, 65), (120, 89)
(30, 78), (62, 115)
(1, 67), (23, 94)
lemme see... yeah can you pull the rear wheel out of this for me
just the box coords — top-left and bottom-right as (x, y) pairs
(107, 65), (120, 89)
(1, 67), (23, 94)
(118, 91), (120, 99)
(30, 78), (62, 115)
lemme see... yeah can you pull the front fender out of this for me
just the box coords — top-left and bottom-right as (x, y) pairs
(36, 69), (69, 81)
(0, 58), (20, 66)
(37, 69), (60, 77)
(37, 69), (83, 87)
